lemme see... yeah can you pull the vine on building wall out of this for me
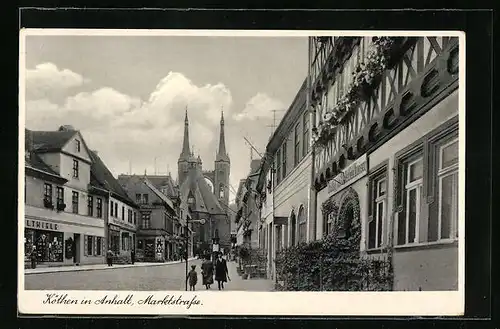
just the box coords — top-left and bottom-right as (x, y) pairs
(312, 37), (397, 148)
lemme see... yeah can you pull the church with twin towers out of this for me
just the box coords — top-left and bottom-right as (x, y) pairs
(177, 108), (232, 251)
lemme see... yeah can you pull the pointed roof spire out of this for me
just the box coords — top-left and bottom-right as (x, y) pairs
(216, 107), (230, 162)
(179, 106), (191, 160)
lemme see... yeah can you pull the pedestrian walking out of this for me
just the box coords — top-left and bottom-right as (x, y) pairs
(131, 250), (135, 264)
(30, 246), (37, 269)
(186, 264), (198, 291)
(201, 254), (214, 289)
(215, 252), (230, 290)
(106, 249), (114, 266)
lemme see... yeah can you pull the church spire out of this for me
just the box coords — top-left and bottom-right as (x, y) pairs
(180, 107), (190, 159)
(216, 108), (229, 162)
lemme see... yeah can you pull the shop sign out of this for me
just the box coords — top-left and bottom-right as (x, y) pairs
(109, 224), (121, 232)
(111, 218), (135, 230)
(213, 244), (219, 252)
(25, 219), (59, 231)
(327, 154), (368, 196)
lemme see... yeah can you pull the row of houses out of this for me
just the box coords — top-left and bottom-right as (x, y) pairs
(23, 125), (192, 268)
(235, 36), (460, 291)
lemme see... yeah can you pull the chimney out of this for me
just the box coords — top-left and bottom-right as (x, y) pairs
(58, 125), (76, 132)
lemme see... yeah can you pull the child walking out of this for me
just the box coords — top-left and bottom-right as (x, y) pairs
(186, 265), (198, 291)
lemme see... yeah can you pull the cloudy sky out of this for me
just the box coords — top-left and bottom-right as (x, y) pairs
(24, 34), (308, 203)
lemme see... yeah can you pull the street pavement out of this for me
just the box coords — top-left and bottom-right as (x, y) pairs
(24, 258), (274, 291)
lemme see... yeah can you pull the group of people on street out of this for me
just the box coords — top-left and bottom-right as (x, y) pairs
(187, 252), (230, 291)
(106, 249), (135, 266)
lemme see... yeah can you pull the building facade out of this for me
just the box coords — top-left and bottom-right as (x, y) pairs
(24, 126), (107, 267)
(310, 36), (460, 290)
(253, 80), (312, 280)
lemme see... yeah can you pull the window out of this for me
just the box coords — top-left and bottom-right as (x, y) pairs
(327, 212), (335, 235)
(122, 233), (130, 251)
(136, 193), (141, 204)
(142, 213), (151, 229)
(142, 194), (149, 204)
(294, 122), (301, 166)
(72, 160), (79, 178)
(122, 206), (125, 220)
(290, 212), (296, 246)
(96, 198), (103, 218)
(96, 237), (102, 255)
(303, 111), (310, 156)
(219, 184), (224, 199)
(368, 173), (387, 249)
(43, 183), (52, 203)
(115, 203), (118, 217)
(87, 235), (93, 255)
(276, 225), (283, 252)
(110, 201), (114, 216)
(56, 187), (64, 206)
(298, 206), (307, 243)
(75, 140), (81, 152)
(128, 209), (132, 223)
(282, 143), (287, 179)
(72, 191), (79, 214)
(87, 195), (94, 216)
(437, 138), (459, 240)
(133, 212), (137, 225)
(275, 149), (282, 185)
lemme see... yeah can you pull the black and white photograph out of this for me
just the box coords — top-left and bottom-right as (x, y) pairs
(18, 29), (464, 316)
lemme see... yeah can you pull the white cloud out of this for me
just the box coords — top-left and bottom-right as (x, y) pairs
(26, 63), (89, 100)
(232, 92), (286, 121)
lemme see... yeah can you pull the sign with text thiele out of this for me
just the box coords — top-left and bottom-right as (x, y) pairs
(327, 154), (368, 196)
(25, 219), (60, 231)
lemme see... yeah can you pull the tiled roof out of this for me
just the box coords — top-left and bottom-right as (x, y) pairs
(89, 151), (135, 206)
(25, 129), (65, 179)
(179, 165), (226, 215)
(30, 130), (76, 152)
(143, 178), (175, 211)
(142, 175), (178, 198)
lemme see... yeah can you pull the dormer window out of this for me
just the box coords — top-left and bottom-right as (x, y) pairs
(75, 140), (81, 152)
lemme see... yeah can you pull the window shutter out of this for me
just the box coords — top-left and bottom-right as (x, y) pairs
(93, 236), (97, 256)
(83, 235), (88, 256)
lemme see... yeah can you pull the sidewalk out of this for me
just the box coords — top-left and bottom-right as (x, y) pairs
(25, 258), (196, 275)
(224, 260), (275, 291)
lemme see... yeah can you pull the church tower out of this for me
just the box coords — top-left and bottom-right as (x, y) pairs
(177, 109), (190, 184)
(214, 110), (230, 210)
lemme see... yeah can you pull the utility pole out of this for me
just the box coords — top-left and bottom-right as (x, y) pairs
(243, 136), (263, 158)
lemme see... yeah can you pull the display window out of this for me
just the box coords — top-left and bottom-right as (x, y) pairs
(25, 228), (64, 262)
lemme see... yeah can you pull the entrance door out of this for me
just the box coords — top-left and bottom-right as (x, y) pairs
(73, 233), (81, 264)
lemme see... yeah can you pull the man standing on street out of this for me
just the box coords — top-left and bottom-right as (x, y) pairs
(106, 249), (114, 266)
(215, 252), (230, 290)
(131, 249), (135, 264)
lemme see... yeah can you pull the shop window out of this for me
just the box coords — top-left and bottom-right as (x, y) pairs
(122, 233), (130, 251)
(96, 198), (103, 218)
(303, 111), (310, 157)
(294, 122), (301, 167)
(138, 239), (144, 249)
(72, 191), (79, 214)
(96, 237), (102, 255)
(28, 229), (64, 262)
(87, 195), (94, 217)
(72, 159), (79, 178)
(368, 171), (387, 249)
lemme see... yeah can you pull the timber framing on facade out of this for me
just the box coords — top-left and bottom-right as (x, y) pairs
(311, 36), (459, 191)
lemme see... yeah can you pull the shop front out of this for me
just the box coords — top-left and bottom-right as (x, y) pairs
(24, 206), (106, 268)
(136, 234), (166, 262)
(316, 154), (368, 249)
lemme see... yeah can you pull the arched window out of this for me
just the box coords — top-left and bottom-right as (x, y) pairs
(290, 211), (296, 246)
(298, 206), (307, 243)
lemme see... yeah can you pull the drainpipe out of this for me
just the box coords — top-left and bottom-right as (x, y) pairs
(307, 36), (317, 241)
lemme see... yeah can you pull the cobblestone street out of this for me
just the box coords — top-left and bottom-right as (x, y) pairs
(24, 259), (274, 291)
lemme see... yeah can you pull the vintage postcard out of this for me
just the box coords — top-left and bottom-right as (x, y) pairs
(18, 29), (465, 316)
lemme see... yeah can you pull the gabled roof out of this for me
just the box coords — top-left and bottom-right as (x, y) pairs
(25, 129), (66, 182)
(30, 130), (77, 153)
(143, 178), (175, 211)
(141, 175), (178, 198)
(89, 150), (136, 207)
(179, 164), (226, 215)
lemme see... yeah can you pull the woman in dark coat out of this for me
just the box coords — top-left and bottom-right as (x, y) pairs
(201, 255), (214, 289)
(214, 252), (230, 290)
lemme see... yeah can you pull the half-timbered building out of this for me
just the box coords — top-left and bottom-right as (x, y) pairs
(310, 36), (460, 291)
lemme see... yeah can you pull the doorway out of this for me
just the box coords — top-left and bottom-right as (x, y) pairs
(73, 233), (80, 264)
